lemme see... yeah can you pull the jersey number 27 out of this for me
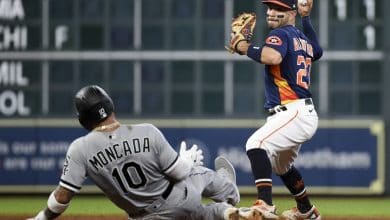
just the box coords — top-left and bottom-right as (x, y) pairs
(296, 55), (312, 89)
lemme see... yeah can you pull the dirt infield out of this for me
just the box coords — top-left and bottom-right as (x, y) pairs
(4, 215), (390, 220)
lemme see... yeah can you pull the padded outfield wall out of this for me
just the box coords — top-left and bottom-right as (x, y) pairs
(0, 118), (386, 195)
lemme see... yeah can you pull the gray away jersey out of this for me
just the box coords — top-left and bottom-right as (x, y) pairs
(59, 123), (178, 215)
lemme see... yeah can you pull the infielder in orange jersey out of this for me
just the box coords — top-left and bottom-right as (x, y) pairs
(26, 85), (261, 220)
(233, 0), (323, 219)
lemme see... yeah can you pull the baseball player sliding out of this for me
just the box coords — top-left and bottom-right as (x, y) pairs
(227, 0), (323, 219)
(27, 85), (258, 220)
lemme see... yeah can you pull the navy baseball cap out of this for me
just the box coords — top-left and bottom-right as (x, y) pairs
(262, 0), (297, 11)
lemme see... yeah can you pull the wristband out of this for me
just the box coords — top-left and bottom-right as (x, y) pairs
(47, 191), (69, 214)
(247, 44), (263, 63)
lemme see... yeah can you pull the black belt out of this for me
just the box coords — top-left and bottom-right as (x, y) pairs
(129, 181), (175, 218)
(304, 98), (313, 105)
(162, 181), (175, 199)
(268, 105), (287, 115)
(268, 98), (313, 116)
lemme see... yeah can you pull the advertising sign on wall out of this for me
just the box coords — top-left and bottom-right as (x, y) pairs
(0, 119), (385, 194)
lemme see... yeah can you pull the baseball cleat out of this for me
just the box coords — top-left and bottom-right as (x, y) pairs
(281, 205), (321, 220)
(251, 199), (279, 219)
(238, 207), (264, 220)
(215, 156), (236, 183)
(224, 207), (265, 220)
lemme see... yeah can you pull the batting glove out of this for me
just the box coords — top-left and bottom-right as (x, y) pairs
(26, 210), (47, 220)
(179, 141), (204, 166)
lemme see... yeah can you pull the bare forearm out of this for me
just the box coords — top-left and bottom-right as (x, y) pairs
(245, 43), (282, 65)
(236, 41), (250, 55)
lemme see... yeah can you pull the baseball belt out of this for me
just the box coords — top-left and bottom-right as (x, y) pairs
(128, 180), (175, 218)
(268, 98), (313, 116)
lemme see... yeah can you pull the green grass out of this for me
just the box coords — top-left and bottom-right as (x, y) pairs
(0, 195), (123, 215)
(1, 195), (390, 217)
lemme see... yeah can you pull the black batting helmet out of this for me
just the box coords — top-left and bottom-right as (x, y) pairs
(74, 85), (114, 131)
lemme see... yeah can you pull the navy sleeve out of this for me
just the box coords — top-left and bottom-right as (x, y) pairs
(263, 29), (289, 59)
(301, 16), (323, 61)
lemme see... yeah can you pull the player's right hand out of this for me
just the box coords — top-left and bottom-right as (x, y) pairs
(179, 141), (204, 166)
(298, 0), (313, 17)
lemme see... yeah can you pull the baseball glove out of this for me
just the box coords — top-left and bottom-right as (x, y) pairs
(225, 12), (256, 55)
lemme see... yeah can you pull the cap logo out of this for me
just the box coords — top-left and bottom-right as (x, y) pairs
(99, 108), (107, 118)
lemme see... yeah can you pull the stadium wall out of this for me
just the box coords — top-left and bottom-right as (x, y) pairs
(0, 118), (387, 196)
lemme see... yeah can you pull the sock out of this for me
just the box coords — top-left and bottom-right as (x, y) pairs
(279, 166), (312, 213)
(246, 148), (273, 205)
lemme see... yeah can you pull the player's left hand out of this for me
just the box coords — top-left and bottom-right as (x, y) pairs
(26, 210), (47, 220)
(225, 12), (256, 55)
(297, 0), (313, 17)
(179, 141), (204, 166)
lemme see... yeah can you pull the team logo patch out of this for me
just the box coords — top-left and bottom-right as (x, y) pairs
(62, 155), (70, 175)
(266, 36), (283, 46)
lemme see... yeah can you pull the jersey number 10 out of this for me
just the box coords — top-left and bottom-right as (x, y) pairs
(112, 162), (147, 193)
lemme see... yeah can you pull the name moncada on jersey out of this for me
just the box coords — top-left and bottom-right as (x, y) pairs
(89, 137), (151, 171)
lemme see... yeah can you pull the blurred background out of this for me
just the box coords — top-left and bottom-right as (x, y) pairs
(0, 0), (389, 196)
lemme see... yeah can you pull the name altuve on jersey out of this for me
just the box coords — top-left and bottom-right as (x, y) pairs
(293, 37), (313, 57)
(89, 138), (151, 171)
